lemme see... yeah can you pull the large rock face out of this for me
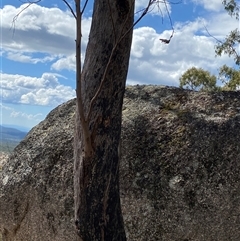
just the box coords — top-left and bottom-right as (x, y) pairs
(1, 85), (240, 241)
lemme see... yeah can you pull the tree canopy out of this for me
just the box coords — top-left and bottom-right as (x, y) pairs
(179, 67), (217, 91)
(180, 1), (240, 92)
(219, 64), (240, 90)
(179, 66), (240, 91)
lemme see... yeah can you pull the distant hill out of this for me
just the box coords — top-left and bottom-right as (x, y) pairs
(1, 124), (30, 132)
(0, 125), (27, 141)
(0, 125), (28, 152)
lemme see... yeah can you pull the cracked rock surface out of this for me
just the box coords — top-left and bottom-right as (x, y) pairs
(1, 85), (240, 240)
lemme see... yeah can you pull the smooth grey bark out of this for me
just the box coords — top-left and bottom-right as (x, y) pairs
(74, 0), (134, 240)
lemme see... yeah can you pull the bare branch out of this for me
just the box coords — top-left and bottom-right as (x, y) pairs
(164, 1), (172, 27)
(159, 0), (174, 44)
(203, 25), (222, 43)
(13, 1), (41, 23)
(131, 0), (176, 43)
(81, 0), (89, 14)
(75, 0), (93, 156)
(133, 0), (153, 28)
(62, 0), (77, 19)
(17, 0), (41, 3)
(204, 25), (240, 65)
(12, 0), (41, 36)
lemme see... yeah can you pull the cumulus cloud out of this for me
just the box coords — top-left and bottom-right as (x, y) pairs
(2, 73), (75, 106)
(128, 15), (236, 86)
(2, 5), (73, 55)
(51, 54), (76, 71)
(1, 4), (91, 62)
(6, 52), (56, 64)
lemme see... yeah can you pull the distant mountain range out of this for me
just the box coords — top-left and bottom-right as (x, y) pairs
(1, 124), (30, 132)
(0, 125), (28, 142)
(0, 126), (28, 152)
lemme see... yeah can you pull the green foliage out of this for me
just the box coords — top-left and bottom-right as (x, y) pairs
(179, 67), (217, 91)
(215, 29), (240, 65)
(215, 1), (240, 65)
(222, 0), (239, 19)
(218, 65), (240, 90)
(179, 66), (240, 91)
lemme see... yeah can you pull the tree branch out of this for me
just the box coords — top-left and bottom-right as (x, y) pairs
(204, 25), (240, 65)
(11, 0), (41, 37)
(160, 0), (174, 43)
(62, 0), (77, 19)
(12, 1), (41, 30)
(75, 0), (93, 157)
(81, 0), (89, 15)
(204, 25), (222, 43)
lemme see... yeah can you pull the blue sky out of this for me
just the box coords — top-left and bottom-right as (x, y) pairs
(1, 0), (239, 131)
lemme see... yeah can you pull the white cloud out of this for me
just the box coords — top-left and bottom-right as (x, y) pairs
(204, 12), (239, 39)
(20, 85), (75, 105)
(2, 4), (73, 34)
(1, 73), (75, 106)
(0, 103), (46, 130)
(128, 15), (236, 86)
(1, 4), (91, 62)
(51, 54), (76, 71)
(0, 103), (12, 111)
(131, 27), (157, 58)
(6, 52), (56, 64)
(192, 0), (223, 11)
(10, 111), (42, 120)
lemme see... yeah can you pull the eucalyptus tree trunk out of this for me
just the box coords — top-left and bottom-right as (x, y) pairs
(74, 0), (134, 240)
